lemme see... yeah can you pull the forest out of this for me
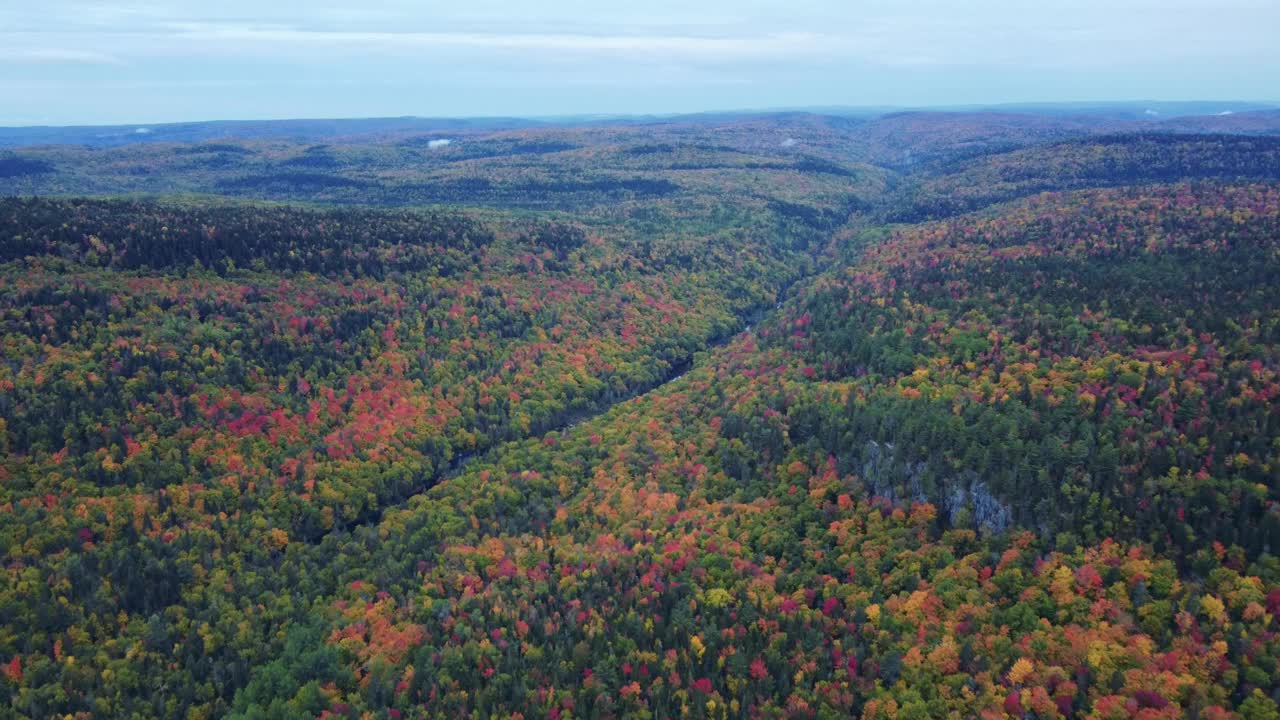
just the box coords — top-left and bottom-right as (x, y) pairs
(2, 109), (1280, 719)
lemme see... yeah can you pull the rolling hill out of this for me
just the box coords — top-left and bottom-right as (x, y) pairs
(1, 109), (1279, 719)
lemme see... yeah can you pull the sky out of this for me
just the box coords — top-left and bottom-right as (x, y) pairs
(2, 0), (1278, 126)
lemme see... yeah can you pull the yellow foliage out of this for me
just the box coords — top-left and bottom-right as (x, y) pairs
(1201, 594), (1226, 623)
(865, 604), (881, 624)
(267, 528), (289, 552)
(1008, 657), (1034, 685)
(901, 590), (930, 617)
(1086, 640), (1114, 676)
(927, 636), (960, 674)
(703, 588), (734, 608)
(691, 634), (706, 660)
(1050, 565), (1075, 601)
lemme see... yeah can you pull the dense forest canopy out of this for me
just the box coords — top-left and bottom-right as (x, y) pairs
(2, 109), (1280, 719)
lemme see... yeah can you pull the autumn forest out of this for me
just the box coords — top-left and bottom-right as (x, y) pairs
(2, 108), (1280, 719)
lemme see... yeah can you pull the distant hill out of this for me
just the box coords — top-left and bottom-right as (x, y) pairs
(3, 103), (1276, 150)
(0, 116), (547, 149)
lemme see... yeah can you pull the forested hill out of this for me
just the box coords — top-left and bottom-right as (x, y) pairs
(2, 111), (1280, 719)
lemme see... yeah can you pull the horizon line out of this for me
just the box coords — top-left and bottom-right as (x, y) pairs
(3, 99), (1279, 131)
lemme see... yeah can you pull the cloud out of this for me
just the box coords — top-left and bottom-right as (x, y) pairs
(1, 0), (1278, 124)
(158, 22), (828, 60)
(7, 3), (1277, 73)
(0, 48), (127, 65)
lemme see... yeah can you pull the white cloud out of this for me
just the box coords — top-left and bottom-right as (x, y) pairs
(5, 2), (1278, 71)
(155, 22), (827, 59)
(0, 48), (127, 65)
(1, 0), (1277, 124)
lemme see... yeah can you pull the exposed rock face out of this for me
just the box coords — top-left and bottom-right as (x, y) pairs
(860, 440), (1012, 536)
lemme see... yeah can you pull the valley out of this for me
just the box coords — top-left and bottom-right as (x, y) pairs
(2, 108), (1280, 718)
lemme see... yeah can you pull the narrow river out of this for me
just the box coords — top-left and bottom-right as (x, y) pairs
(437, 301), (773, 481)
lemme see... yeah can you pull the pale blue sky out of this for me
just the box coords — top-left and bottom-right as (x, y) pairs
(2, 0), (1278, 125)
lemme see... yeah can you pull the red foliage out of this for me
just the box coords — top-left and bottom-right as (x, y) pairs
(2, 656), (20, 682)
(1003, 691), (1022, 716)
(822, 597), (841, 617)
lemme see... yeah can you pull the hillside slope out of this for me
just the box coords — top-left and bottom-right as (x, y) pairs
(220, 182), (1280, 719)
(1, 117), (1279, 718)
